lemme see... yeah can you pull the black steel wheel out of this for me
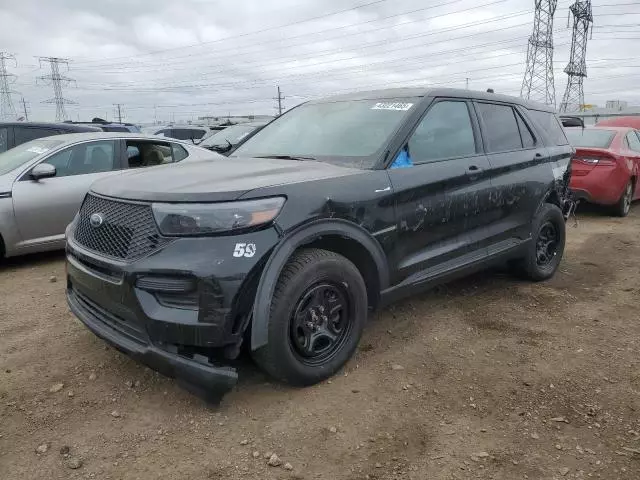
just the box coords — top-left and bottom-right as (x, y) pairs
(252, 248), (367, 386)
(289, 282), (353, 366)
(513, 203), (566, 282)
(535, 221), (559, 267)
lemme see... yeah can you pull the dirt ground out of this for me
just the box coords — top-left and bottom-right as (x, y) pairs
(2, 208), (640, 480)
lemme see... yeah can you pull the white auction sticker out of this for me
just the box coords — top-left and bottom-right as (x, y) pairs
(372, 102), (414, 111)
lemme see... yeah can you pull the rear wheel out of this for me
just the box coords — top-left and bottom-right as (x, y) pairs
(613, 180), (633, 217)
(251, 248), (367, 386)
(514, 203), (566, 282)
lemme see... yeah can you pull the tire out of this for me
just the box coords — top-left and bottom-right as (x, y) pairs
(515, 203), (566, 282)
(251, 248), (367, 386)
(613, 180), (633, 217)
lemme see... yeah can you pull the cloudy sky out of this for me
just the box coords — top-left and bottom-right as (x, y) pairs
(1, 0), (638, 123)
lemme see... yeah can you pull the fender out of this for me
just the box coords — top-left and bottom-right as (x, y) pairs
(250, 218), (390, 350)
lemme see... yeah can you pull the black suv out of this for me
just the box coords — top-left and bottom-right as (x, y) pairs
(0, 122), (101, 153)
(65, 88), (573, 400)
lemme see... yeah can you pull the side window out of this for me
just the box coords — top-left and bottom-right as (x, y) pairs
(528, 110), (570, 146)
(516, 112), (536, 148)
(407, 100), (476, 163)
(0, 127), (7, 153)
(14, 127), (57, 146)
(172, 144), (189, 162)
(42, 141), (116, 177)
(626, 132), (640, 153)
(125, 141), (173, 168)
(476, 103), (522, 153)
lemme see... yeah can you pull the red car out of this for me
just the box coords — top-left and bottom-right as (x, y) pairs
(565, 126), (640, 216)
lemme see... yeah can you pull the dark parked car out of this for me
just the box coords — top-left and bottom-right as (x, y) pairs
(65, 88), (573, 401)
(69, 120), (141, 133)
(154, 126), (214, 144)
(198, 121), (269, 154)
(0, 122), (101, 153)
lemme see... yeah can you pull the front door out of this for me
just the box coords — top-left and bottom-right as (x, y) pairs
(12, 140), (121, 249)
(387, 98), (491, 287)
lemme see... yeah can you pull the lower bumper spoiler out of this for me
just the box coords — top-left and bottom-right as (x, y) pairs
(67, 290), (237, 403)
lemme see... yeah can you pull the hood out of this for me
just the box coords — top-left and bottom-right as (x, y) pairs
(90, 157), (364, 203)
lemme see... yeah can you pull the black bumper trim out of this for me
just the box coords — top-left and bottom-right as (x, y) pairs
(67, 289), (238, 402)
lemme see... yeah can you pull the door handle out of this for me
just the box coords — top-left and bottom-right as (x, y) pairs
(535, 152), (543, 158)
(467, 165), (482, 172)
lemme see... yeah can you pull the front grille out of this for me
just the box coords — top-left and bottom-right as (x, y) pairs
(71, 287), (148, 345)
(74, 194), (170, 261)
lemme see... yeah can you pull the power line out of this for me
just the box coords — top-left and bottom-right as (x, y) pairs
(37, 57), (76, 122)
(0, 52), (18, 121)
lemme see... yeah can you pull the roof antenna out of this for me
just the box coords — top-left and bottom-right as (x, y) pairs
(487, 88), (495, 93)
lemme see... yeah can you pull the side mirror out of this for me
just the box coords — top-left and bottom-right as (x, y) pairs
(30, 163), (56, 181)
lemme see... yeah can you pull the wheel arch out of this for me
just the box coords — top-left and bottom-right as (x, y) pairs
(250, 219), (390, 350)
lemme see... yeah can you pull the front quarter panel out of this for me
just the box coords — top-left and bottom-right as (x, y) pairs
(0, 194), (20, 256)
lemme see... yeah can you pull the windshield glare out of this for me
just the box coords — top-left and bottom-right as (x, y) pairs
(232, 98), (418, 166)
(0, 139), (64, 176)
(565, 128), (616, 148)
(200, 124), (261, 147)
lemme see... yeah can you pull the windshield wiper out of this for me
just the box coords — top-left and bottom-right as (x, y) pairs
(254, 154), (317, 161)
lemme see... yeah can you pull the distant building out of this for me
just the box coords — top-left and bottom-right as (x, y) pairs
(197, 114), (274, 126)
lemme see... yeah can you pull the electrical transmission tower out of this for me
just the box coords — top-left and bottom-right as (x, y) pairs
(0, 52), (18, 121)
(560, 1), (593, 112)
(37, 57), (76, 122)
(521, 1), (558, 107)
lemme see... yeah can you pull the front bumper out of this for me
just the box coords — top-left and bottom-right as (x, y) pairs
(67, 286), (237, 401)
(65, 225), (280, 399)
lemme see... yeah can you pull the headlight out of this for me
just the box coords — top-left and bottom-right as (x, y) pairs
(152, 197), (285, 236)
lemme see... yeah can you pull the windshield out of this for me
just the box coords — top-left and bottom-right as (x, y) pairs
(565, 128), (616, 148)
(0, 138), (64, 176)
(200, 124), (262, 147)
(232, 98), (419, 167)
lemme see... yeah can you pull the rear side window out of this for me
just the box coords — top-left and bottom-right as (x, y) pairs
(174, 129), (206, 141)
(407, 100), (477, 163)
(172, 144), (189, 162)
(103, 126), (129, 132)
(626, 131), (640, 153)
(528, 110), (569, 146)
(476, 103), (522, 153)
(14, 127), (58, 146)
(0, 127), (7, 153)
(516, 113), (536, 148)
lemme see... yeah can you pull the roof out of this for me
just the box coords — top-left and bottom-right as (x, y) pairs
(310, 88), (555, 112)
(0, 121), (101, 132)
(28, 131), (191, 144)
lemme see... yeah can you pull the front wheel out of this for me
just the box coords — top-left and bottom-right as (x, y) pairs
(251, 248), (367, 386)
(514, 203), (566, 282)
(613, 180), (633, 217)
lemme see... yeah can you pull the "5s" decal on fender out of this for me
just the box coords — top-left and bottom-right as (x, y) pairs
(233, 243), (257, 258)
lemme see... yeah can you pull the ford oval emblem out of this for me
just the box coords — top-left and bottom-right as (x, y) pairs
(90, 213), (104, 228)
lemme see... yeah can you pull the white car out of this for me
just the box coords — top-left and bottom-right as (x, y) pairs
(0, 132), (221, 258)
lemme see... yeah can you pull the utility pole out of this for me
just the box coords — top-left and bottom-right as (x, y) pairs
(0, 52), (18, 121)
(37, 57), (75, 122)
(114, 103), (123, 123)
(465, 77), (470, 89)
(274, 86), (285, 116)
(20, 97), (29, 121)
(521, 1), (559, 107)
(560, 0), (593, 112)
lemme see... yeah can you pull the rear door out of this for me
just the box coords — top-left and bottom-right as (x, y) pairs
(11, 140), (123, 248)
(473, 101), (549, 254)
(625, 131), (640, 199)
(387, 98), (491, 287)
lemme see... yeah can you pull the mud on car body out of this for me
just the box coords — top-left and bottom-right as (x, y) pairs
(65, 88), (574, 401)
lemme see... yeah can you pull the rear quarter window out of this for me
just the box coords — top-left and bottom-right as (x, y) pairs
(528, 110), (569, 146)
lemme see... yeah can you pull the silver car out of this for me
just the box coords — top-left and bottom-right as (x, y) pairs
(0, 132), (220, 258)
